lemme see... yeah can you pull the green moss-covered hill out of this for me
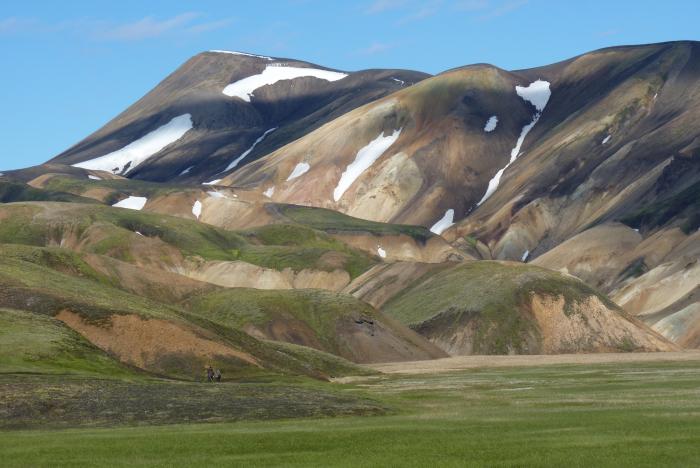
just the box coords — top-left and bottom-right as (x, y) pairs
(382, 261), (673, 355)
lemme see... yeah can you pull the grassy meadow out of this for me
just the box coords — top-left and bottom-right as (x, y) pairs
(2, 359), (700, 467)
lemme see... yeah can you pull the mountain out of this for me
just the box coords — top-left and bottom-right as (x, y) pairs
(1, 41), (696, 372)
(47, 51), (428, 183)
(216, 41), (699, 343)
(223, 42), (698, 232)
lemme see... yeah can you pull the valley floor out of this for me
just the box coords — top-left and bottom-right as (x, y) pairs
(3, 357), (700, 467)
(366, 350), (700, 375)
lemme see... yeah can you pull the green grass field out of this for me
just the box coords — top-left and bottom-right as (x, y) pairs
(2, 360), (700, 467)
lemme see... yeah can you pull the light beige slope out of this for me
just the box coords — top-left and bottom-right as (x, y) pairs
(531, 223), (643, 290)
(533, 225), (700, 347)
(224, 65), (533, 228)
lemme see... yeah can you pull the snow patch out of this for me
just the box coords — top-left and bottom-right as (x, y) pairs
(135, 231), (144, 236)
(179, 165), (194, 176)
(209, 50), (273, 60)
(333, 128), (402, 202)
(112, 196), (147, 211)
(223, 65), (348, 102)
(207, 191), (225, 199)
(192, 200), (202, 219)
(225, 128), (277, 171)
(203, 179), (222, 186)
(263, 186), (275, 198)
(602, 135), (611, 145)
(377, 246), (387, 258)
(430, 209), (455, 235)
(484, 116), (498, 132)
(74, 114), (193, 175)
(391, 77), (405, 86)
(88, 175), (101, 180)
(515, 79), (551, 111)
(477, 80), (551, 206)
(521, 250), (529, 262)
(286, 162), (310, 181)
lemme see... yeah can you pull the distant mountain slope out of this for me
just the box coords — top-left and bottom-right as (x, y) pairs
(449, 41), (700, 259)
(224, 41), (700, 242)
(224, 61), (533, 228)
(48, 51), (428, 182)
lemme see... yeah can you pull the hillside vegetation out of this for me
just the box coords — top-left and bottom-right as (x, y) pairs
(383, 261), (673, 354)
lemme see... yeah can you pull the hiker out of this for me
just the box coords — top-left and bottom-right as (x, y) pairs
(214, 368), (222, 382)
(205, 365), (214, 382)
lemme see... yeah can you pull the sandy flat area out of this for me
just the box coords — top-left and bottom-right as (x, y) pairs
(367, 351), (700, 375)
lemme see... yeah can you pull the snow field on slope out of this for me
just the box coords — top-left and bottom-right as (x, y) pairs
(286, 163), (310, 181)
(515, 79), (551, 111)
(521, 250), (529, 262)
(430, 209), (455, 235)
(74, 114), (193, 175)
(209, 50), (273, 60)
(484, 116), (498, 132)
(192, 200), (202, 219)
(223, 66), (348, 101)
(225, 128), (277, 172)
(112, 196), (148, 210)
(333, 129), (402, 202)
(477, 80), (551, 206)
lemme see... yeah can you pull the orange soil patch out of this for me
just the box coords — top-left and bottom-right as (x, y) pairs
(26, 173), (57, 188)
(56, 310), (260, 371)
(83, 254), (213, 303)
(530, 294), (676, 353)
(333, 315), (447, 364)
(79, 187), (115, 202)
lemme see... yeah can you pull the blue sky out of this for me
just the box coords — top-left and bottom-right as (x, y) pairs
(1, 0), (699, 170)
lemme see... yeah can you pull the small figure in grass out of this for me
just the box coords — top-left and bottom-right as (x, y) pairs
(214, 368), (222, 382)
(205, 365), (214, 383)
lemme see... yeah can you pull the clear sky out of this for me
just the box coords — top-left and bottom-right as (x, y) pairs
(1, 0), (699, 170)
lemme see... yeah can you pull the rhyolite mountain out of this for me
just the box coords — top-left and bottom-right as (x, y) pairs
(1, 41), (698, 370)
(48, 50), (428, 183)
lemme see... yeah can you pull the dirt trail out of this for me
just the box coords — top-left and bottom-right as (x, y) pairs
(365, 351), (700, 375)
